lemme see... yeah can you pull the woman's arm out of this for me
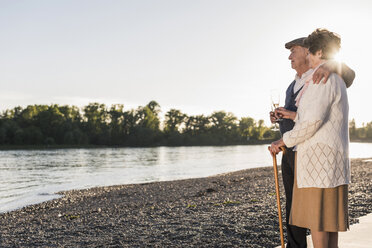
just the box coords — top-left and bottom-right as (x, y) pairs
(283, 74), (337, 148)
(283, 119), (323, 148)
(312, 60), (355, 88)
(340, 62), (355, 88)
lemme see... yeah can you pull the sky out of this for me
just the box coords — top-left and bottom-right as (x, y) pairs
(0, 0), (371, 126)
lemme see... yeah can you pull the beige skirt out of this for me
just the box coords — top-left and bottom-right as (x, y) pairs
(289, 155), (349, 232)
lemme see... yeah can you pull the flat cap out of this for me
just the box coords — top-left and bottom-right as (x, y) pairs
(285, 37), (306, 49)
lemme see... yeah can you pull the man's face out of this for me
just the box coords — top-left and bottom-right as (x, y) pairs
(288, 46), (308, 70)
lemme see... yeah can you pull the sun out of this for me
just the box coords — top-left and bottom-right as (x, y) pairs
(333, 50), (344, 64)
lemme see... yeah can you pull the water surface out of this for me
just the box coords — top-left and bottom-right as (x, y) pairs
(1, 143), (371, 213)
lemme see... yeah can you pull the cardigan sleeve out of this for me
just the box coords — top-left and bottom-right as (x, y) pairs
(283, 74), (337, 148)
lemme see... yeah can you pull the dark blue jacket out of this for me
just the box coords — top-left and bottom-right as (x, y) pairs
(279, 80), (303, 138)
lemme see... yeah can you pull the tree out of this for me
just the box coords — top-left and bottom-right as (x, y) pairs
(146, 100), (161, 115)
(366, 122), (372, 139)
(82, 103), (109, 144)
(164, 109), (186, 133)
(184, 114), (210, 135)
(122, 110), (136, 136)
(0, 127), (5, 144)
(349, 119), (356, 139)
(22, 126), (44, 145)
(108, 104), (125, 145)
(127, 101), (162, 146)
(135, 101), (161, 131)
(208, 111), (239, 144)
(210, 111), (238, 132)
(34, 105), (66, 144)
(239, 117), (255, 140)
(1, 101), (367, 147)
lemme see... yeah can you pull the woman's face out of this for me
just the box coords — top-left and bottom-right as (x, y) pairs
(306, 50), (322, 69)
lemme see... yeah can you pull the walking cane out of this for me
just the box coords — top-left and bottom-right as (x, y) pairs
(268, 146), (285, 248)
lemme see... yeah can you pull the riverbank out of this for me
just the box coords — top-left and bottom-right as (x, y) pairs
(0, 139), (370, 151)
(0, 158), (371, 247)
(0, 140), (275, 151)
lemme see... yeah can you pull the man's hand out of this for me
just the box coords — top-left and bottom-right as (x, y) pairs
(269, 139), (285, 156)
(275, 107), (296, 121)
(270, 111), (277, 123)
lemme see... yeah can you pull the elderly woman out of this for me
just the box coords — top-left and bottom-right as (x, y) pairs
(269, 29), (350, 248)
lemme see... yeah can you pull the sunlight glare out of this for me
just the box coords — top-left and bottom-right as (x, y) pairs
(333, 50), (344, 64)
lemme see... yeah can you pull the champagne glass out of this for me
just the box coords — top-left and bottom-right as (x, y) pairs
(270, 89), (282, 131)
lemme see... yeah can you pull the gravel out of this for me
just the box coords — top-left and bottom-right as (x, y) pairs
(0, 158), (371, 248)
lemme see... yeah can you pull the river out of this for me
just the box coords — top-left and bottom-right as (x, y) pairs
(1, 143), (371, 213)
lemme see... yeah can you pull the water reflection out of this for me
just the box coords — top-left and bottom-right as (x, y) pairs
(0, 143), (371, 213)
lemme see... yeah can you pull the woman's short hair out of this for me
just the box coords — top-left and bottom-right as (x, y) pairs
(304, 28), (341, 59)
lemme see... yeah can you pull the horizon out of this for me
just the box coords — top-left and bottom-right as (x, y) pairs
(0, 100), (369, 129)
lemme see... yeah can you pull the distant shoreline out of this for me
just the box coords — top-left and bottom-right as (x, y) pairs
(0, 139), (371, 151)
(0, 140), (274, 150)
(0, 158), (371, 247)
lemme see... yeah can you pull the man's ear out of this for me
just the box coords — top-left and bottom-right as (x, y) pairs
(301, 47), (309, 56)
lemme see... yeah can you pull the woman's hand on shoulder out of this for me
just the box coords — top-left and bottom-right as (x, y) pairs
(313, 63), (332, 85)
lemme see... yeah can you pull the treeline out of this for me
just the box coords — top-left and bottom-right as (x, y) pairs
(0, 101), (370, 148)
(0, 101), (280, 147)
(349, 119), (372, 141)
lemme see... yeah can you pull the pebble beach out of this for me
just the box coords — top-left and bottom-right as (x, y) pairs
(0, 158), (371, 248)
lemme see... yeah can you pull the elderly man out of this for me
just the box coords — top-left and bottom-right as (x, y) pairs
(270, 37), (355, 248)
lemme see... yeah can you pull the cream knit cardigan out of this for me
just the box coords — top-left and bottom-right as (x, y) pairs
(283, 73), (350, 188)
